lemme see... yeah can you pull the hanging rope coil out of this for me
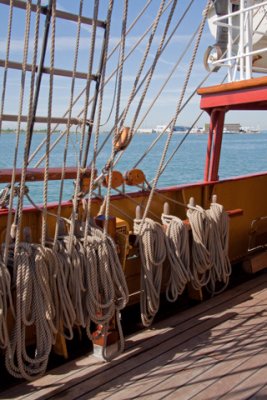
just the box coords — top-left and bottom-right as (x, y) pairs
(56, 237), (86, 328)
(187, 200), (232, 293)
(5, 243), (57, 380)
(187, 205), (211, 290)
(161, 214), (191, 302)
(0, 258), (13, 350)
(83, 226), (129, 360)
(207, 201), (232, 295)
(39, 243), (76, 340)
(134, 218), (166, 327)
(83, 226), (129, 326)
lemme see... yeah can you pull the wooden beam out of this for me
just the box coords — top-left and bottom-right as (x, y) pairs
(0, 0), (106, 28)
(0, 60), (98, 81)
(0, 167), (94, 183)
(1, 114), (83, 125)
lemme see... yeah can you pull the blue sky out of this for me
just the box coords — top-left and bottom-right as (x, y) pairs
(0, 0), (265, 132)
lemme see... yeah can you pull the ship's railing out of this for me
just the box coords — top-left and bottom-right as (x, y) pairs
(206, 0), (267, 82)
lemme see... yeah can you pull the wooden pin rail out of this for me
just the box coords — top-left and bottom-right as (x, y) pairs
(179, 208), (243, 228)
(0, 167), (94, 184)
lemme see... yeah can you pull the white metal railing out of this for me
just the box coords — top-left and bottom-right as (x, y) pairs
(205, 0), (267, 82)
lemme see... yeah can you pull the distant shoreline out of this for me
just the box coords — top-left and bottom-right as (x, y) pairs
(1, 129), (61, 134)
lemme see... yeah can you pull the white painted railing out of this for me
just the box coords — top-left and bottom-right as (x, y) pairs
(205, 0), (267, 82)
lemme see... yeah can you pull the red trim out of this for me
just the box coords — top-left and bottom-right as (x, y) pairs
(200, 86), (267, 110)
(209, 110), (225, 181)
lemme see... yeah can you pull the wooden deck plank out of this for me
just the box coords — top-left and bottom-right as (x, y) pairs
(164, 319), (267, 400)
(1, 273), (267, 400)
(85, 299), (267, 400)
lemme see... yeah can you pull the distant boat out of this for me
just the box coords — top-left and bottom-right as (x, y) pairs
(153, 125), (171, 134)
(190, 126), (205, 134)
(153, 125), (190, 134)
(136, 128), (153, 134)
(240, 126), (261, 133)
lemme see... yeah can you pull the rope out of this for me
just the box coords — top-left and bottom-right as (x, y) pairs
(187, 205), (211, 290)
(54, 0), (84, 245)
(57, 236), (86, 328)
(83, 226), (129, 360)
(134, 218), (166, 327)
(30, 0), (173, 167)
(40, 243), (76, 339)
(3, 0), (32, 265)
(0, 0), (14, 134)
(162, 214), (191, 302)
(127, 0), (178, 139)
(0, 258), (13, 349)
(136, 0), (211, 237)
(102, 0), (128, 232)
(5, 243), (56, 380)
(118, 0), (166, 135)
(83, 0), (114, 241)
(15, 0), (41, 253)
(207, 202), (232, 295)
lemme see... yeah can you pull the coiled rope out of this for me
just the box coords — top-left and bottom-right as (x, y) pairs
(5, 243), (57, 380)
(161, 214), (191, 302)
(187, 198), (232, 293)
(0, 258), (13, 350)
(187, 204), (211, 290)
(134, 217), (166, 327)
(83, 226), (129, 360)
(207, 201), (232, 295)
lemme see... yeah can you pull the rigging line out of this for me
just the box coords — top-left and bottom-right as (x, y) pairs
(29, 0), (161, 167)
(53, 0), (84, 245)
(156, 6), (267, 178)
(69, 0), (100, 250)
(93, 192), (134, 221)
(144, 187), (194, 211)
(15, 0), (42, 252)
(116, 0), (167, 134)
(131, 61), (223, 172)
(83, 0), (114, 243)
(25, 0), (54, 162)
(87, 0), (169, 170)
(103, 0), (129, 232)
(126, 0), (178, 141)
(158, 111), (205, 178)
(0, 0), (13, 134)
(41, 0), (56, 247)
(116, 2), (198, 170)
(100, 0), (154, 129)
(139, 0), (212, 232)
(92, 0), (193, 164)
(79, 0), (99, 165)
(112, 188), (161, 222)
(133, 0), (196, 136)
(3, 0), (32, 265)
(31, 0), (174, 168)
(99, 53), (119, 127)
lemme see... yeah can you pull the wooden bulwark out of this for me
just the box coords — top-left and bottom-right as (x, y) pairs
(2, 271), (267, 399)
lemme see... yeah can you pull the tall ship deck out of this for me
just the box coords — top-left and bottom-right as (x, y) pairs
(1, 0), (267, 397)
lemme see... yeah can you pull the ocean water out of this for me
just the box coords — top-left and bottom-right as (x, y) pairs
(0, 131), (267, 204)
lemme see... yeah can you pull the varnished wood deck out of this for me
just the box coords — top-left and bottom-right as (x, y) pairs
(2, 272), (267, 400)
